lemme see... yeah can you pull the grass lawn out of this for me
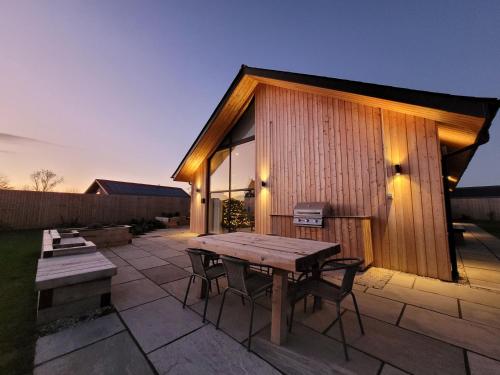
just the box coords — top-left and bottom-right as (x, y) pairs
(0, 230), (41, 375)
(474, 220), (500, 240)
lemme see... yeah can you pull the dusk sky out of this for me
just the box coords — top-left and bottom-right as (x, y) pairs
(0, 1), (499, 192)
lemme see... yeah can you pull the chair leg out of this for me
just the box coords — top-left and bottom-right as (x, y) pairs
(247, 299), (255, 351)
(216, 288), (228, 329)
(289, 302), (296, 333)
(215, 278), (220, 295)
(202, 280), (210, 323)
(351, 293), (364, 335)
(182, 275), (193, 309)
(336, 302), (349, 361)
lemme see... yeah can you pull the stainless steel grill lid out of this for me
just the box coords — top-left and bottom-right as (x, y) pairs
(293, 202), (331, 227)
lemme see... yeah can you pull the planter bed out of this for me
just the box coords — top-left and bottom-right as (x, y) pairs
(62, 225), (132, 248)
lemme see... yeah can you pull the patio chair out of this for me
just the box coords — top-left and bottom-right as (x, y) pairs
(216, 255), (273, 351)
(183, 248), (226, 323)
(288, 257), (365, 361)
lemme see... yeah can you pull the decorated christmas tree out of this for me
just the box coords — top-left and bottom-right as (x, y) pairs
(222, 198), (250, 231)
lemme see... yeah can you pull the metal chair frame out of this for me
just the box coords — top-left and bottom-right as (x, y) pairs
(216, 255), (273, 351)
(289, 257), (365, 361)
(183, 248), (225, 323)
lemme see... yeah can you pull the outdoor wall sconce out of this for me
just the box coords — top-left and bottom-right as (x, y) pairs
(394, 164), (402, 175)
(261, 180), (267, 187)
(201, 198), (206, 204)
(195, 188), (201, 193)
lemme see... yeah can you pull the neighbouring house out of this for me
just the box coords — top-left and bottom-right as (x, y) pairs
(172, 65), (500, 281)
(451, 185), (500, 221)
(85, 179), (189, 198)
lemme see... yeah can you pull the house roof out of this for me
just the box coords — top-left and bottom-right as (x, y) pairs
(452, 185), (500, 198)
(85, 179), (190, 198)
(172, 65), (500, 183)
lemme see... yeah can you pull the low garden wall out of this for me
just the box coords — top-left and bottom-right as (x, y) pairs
(0, 190), (190, 230)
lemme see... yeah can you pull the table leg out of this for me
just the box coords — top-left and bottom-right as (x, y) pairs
(271, 269), (288, 345)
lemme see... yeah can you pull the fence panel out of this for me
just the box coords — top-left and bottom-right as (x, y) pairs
(0, 190), (190, 229)
(451, 197), (500, 221)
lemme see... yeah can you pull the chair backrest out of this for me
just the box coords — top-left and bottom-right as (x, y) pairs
(220, 255), (249, 294)
(186, 248), (208, 277)
(338, 258), (363, 295)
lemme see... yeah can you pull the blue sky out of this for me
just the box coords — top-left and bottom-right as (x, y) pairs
(0, 0), (499, 191)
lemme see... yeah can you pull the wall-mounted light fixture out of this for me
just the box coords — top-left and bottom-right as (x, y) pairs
(447, 176), (458, 183)
(195, 188), (201, 193)
(394, 164), (402, 175)
(201, 198), (206, 204)
(261, 180), (267, 187)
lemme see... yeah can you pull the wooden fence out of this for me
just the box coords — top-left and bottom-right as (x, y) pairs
(451, 197), (500, 221)
(0, 190), (190, 230)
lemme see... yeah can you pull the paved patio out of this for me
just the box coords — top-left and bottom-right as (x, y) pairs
(33, 225), (500, 374)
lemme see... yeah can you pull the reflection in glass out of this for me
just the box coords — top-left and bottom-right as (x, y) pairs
(209, 192), (230, 234)
(209, 149), (229, 191)
(231, 141), (255, 190)
(230, 190), (255, 232)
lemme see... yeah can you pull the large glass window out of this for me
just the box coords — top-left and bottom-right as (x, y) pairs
(208, 101), (255, 233)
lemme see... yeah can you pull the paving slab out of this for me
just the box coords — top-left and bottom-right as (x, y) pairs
(33, 331), (154, 375)
(341, 291), (404, 324)
(460, 300), (500, 329)
(111, 265), (144, 285)
(161, 276), (227, 306)
(461, 256), (500, 272)
(191, 293), (271, 343)
(327, 311), (465, 375)
(111, 278), (168, 311)
(468, 278), (500, 292)
(465, 267), (500, 284)
(467, 352), (500, 375)
(414, 277), (500, 308)
(380, 364), (409, 374)
(142, 264), (190, 284)
(291, 298), (344, 333)
(146, 248), (184, 260)
(100, 249), (117, 259)
(148, 325), (279, 375)
(252, 322), (381, 375)
(35, 313), (124, 365)
(400, 305), (500, 359)
(367, 283), (459, 316)
(388, 273), (415, 288)
(166, 254), (191, 268)
(120, 296), (204, 353)
(126, 255), (168, 270)
(108, 256), (128, 267)
(113, 246), (150, 260)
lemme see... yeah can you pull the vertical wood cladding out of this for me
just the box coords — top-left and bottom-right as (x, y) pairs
(254, 85), (450, 280)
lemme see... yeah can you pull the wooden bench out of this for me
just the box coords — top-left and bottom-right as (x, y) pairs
(35, 252), (117, 324)
(41, 230), (96, 258)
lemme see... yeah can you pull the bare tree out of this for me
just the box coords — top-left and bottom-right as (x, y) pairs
(30, 169), (64, 192)
(0, 175), (12, 190)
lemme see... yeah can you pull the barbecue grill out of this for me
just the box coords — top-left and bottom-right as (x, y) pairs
(293, 202), (331, 228)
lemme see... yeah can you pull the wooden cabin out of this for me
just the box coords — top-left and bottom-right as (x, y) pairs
(172, 66), (499, 281)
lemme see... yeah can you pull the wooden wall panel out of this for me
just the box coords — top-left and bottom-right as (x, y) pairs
(189, 161), (207, 234)
(451, 197), (500, 220)
(254, 84), (451, 280)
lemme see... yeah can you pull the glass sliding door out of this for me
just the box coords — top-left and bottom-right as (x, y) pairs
(208, 101), (255, 234)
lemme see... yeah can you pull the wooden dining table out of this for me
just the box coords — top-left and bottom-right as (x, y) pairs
(187, 232), (340, 345)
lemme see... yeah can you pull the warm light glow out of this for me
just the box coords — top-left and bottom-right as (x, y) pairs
(447, 176), (458, 183)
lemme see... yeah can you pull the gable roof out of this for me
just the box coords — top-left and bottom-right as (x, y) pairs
(85, 179), (189, 198)
(452, 185), (500, 198)
(172, 65), (500, 183)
